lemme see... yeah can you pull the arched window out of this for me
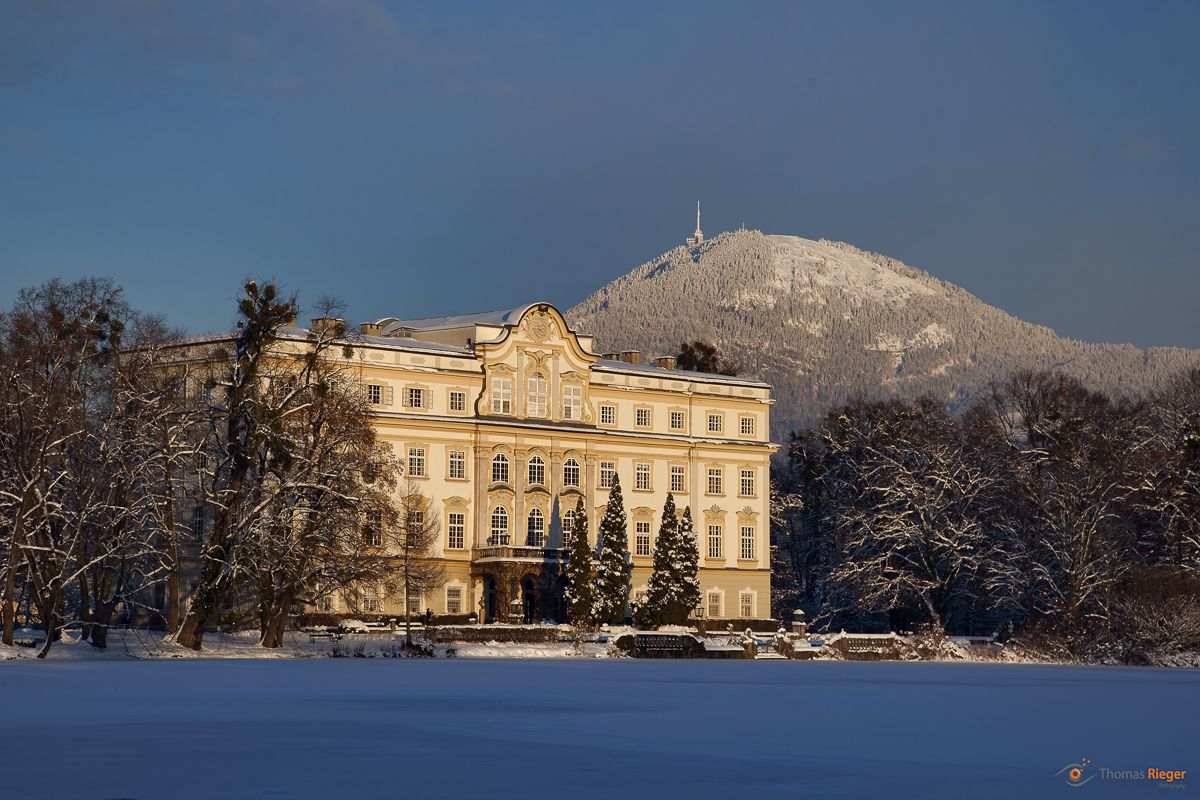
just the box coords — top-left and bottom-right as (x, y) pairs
(490, 506), (509, 545)
(527, 373), (548, 418)
(526, 508), (545, 547)
(563, 457), (580, 488)
(491, 453), (510, 484)
(528, 455), (545, 486)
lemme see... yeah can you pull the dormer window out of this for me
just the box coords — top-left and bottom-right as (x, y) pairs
(491, 378), (513, 415)
(527, 373), (548, 418)
(562, 384), (582, 420)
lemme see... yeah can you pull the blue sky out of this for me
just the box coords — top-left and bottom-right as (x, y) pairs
(2, 0), (1197, 346)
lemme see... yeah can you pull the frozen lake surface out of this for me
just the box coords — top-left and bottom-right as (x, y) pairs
(2, 659), (1195, 799)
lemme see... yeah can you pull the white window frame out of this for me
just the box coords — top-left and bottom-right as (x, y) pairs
(670, 465), (687, 494)
(740, 525), (755, 560)
(528, 455), (546, 486)
(527, 373), (548, 418)
(635, 520), (651, 557)
(491, 453), (510, 484)
(599, 461), (616, 489)
(635, 407), (652, 428)
(707, 466), (724, 496)
(707, 591), (722, 619)
(562, 384), (582, 420)
(707, 413), (723, 434)
(406, 592), (422, 615)
(527, 508), (546, 547)
(670, 410), (686, 431)
(491, 377), (513, 415)
(445, 586), (463, 614)
(490, 506), (509, 545)
(407, 447), (426, 478)
(448, 449), (466, 480)
(739, 415), (756, 436)
(635, 462), (652, 491)
(739, 468), (756, 497)
(447, 512), (465, 550)
(707, 524), (724, 560)
(449, 390), (466, 413)
(600, 404), (616, 426)
(563, 458), (581, 487)
(363, 510), (383, 548)
(404, 387), (424, 409)
(739, 591), (754, 619)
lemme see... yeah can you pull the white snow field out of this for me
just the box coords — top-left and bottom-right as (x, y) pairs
(1, 660), (1195, 800)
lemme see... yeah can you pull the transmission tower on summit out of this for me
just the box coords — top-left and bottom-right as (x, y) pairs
(686, 201), (704, 247)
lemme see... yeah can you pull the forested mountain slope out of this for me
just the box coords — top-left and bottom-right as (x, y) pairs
(567, 230), (1200, 436)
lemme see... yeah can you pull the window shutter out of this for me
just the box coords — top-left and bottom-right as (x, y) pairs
(385, 386), (394, 406)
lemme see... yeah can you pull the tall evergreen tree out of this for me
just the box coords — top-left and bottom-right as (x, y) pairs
(562, 498), (594, 626)
(636, 494), (702, 627)
(594, 474), (632, 624)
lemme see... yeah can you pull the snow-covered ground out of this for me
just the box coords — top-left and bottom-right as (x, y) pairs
(2, 659), (1194, 799)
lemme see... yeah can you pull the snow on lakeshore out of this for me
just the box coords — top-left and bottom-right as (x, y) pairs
(2, 659), (1195, 800)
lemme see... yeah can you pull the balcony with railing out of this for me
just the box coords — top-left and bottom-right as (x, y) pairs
(475, 544), (566, 563)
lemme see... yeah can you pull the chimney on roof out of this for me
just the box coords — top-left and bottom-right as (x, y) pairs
(619, 350), (641, 365)
(360, 322), (383, 336)
(654, 356), (677, 370)
(310, 317), (345, 336)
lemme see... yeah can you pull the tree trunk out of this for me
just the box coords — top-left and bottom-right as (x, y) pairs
(259, 594), (291, 648)
(88, 597), (120, 649)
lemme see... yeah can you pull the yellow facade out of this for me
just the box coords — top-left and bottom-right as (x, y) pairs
(319, 302), (775, 621)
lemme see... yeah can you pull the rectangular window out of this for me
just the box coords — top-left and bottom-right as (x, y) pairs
(407, 510), (424, 546)
(670, 410), (686, 431)
(707, 413), (723, 434)
(740, 468), (756, 497)
(740, 525), (755, 560)
(191, 505), (205, 537)
(317, 596), (334, 612)
(670, 465), (687, 494)
(407, 447), (426, 478)
(491, 378), (512, 414)
(600, 404), (616, 425)
(740, 591), (754, 619)
(740, 415), (756, 436)
(449, 390), (466, 412)
(405, 387), (424, 409)
(599, 461), (616, 489)
(446, 587), (463, 614)
(707, 591), (722, 619)
(448, 450), (466, 480)
(447, 512), (465, 549)
(562, 385), (582, 420)
(635, 407), (652, 428)
(635, 521), (652, 557)
(406, 593), (422, 615)
(707, 467), (723, 495)
(707, 525), (724, 559)
(363, 510), (383, 548)
(635, 462), (651, 491)
(366, 384), (393, 406)
(363, 591), (382, 614)
(527, 374), (548, 417)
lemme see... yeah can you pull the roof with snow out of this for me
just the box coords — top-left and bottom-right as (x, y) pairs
(377, 305), (532, 334)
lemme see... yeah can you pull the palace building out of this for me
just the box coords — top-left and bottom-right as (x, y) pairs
(208, 301), (774, 624)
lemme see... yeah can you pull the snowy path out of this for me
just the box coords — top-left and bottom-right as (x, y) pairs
(1, 660), (1194, 799)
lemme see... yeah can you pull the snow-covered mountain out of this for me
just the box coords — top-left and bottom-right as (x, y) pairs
(567, 230), (1200, 436)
